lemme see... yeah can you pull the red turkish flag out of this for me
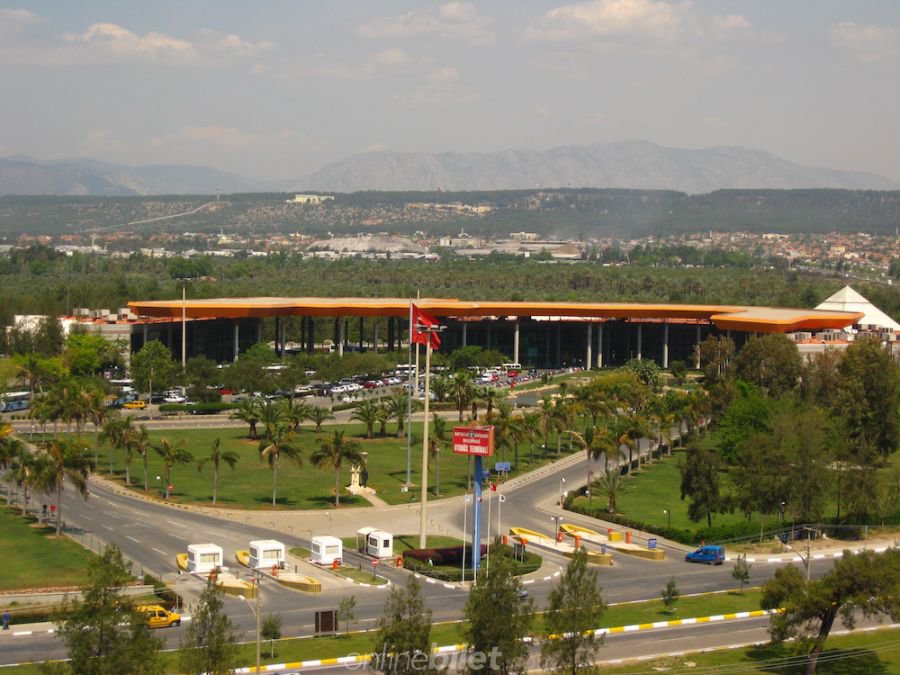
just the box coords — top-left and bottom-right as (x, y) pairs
(411, 304), (441, 350)
(490, 483), (497, 492)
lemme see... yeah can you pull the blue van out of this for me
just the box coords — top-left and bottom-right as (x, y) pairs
(685, 545), (725, 565)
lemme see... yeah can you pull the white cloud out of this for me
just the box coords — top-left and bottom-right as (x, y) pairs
(830, 21), (900, 63)
(369, 48), (412, 67)
(524, 0), (684, 42)
(58, 22), (274, 66)
(395, 78), (477, 108)
(710, 14), (752, 36)
(153, 126), (297, 150)
(427, 66), (459, 82)
(79, 129), (128, 157)
(358, 2), (495, 45)
(0, 8), (39, 25)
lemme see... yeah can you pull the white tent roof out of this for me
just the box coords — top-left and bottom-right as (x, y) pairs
(816, 286), (900, 331)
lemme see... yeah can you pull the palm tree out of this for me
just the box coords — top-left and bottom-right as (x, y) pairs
(259, 427), (302, 506)
(521, 411), (541, 463)
(450, 371), (474, 422)
(537, 395), (561, 456)
(595, 467), (626, 514)
(258, 399), (287, 441)
(279, 397), (311, 431)
(475, 386), (504, 421)
(1, 436), (29, 512)
(376, 400), (389, 436)
(197, 438), (239, 505)
(429, 413), (450, 496)
(230, 398), (262, 439)
(35, 436), (92, 536)
(384, 392), (412, 438)
(351, 399), (381, 439)
(154, 438), (194, 500)
(83, 387), (109, 468)
(307, 406), (335, 433)
(127, 424), (153, 491)
(310, 430), (362, 507)
(430, 375), (450, 403)
(100, 415), (133, 484)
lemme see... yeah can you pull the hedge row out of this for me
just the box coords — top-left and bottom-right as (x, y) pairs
(565, 501), (762, 546)
(157, 402), (238, 414)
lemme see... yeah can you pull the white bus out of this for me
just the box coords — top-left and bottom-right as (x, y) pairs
(0, 391), (31, 413)
(501, 363), (522, 376)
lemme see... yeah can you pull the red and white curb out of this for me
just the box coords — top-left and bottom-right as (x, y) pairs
(725, 545), (893, 564)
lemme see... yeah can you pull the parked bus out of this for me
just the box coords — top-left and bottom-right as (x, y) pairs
(502, 363), (522, 376)
(0, 391), (31, 413)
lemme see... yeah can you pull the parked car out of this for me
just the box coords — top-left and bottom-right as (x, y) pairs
(685, 545), (725, 565)
(123, 400), (147, 410)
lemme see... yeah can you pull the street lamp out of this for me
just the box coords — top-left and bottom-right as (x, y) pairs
(325, 511), (332, 535)
(781, 528), (813, 581)
(664, 508), (671, 530)
(239, 571), (262, 674)
(551, 515), (562, 541)
(558, 477), (566, 506)
(155, 475), (162, 498)
(779, 501), (787, 524)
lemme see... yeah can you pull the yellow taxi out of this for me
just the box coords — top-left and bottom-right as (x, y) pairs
(123, 400), (147, 410)
(137, 604), (181, 628)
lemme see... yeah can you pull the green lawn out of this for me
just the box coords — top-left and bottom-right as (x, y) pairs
(0, 505), (96, 592)
(573, 450), (770, 536)
(607, 628), (900, 673)
(91, 421), (576, 510)
(574, 445), (900, 541)
(5, 585), (897, 674)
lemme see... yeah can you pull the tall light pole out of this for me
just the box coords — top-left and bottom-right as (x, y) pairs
(558, 477), (566, 506)
(664, 508), (671, 529)
(417, 321), (444, 549)
(179, 279), (188, 371)
(239, 571), (262, 674)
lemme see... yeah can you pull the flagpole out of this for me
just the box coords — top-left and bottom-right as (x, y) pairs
(418, 338), (432, 549)
(405, 300), (413, 487)
(486, 487), (493, 573)
(461, 485), (468, 583)
(498, 491), (503, 548)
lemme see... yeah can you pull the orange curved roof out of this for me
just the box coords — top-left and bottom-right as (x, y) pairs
(128, 296), (863, 334)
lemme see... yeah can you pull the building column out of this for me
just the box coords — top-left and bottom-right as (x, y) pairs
(387, 318), (394, 352)
(256, 321), (262, 345)
(338, 319), (345, 357)
(307, 318), (315, 353)
(663, 323), (670, 369)
(636, 323), (643, 361)
(142, 323), (149, 348)
(486, 323), (492, 351)
(586, 322), (593, 370)
(597, 322), (603, 368)
(513, 320), (520, 364)
(462, 322), (468, 347)
(373, 322), (379, 353)
(359, 317), (364, 351)
(233, 321), (240, 362)
(300, 317), (306, 352)
(274, 317), (280, 356)
(280, 317), (286, 358)
(555, 324), (561, 366)
(694, 325), (702, 369)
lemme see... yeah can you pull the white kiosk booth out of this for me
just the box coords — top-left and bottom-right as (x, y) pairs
(187, 543), (224, 574)
(311, 536), (343, 565)
(366, 530), (394, 558)
(249, 539), (286, 570)
(356, 527), (376, 552)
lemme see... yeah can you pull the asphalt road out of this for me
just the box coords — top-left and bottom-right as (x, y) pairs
(0, 414), (860, 670)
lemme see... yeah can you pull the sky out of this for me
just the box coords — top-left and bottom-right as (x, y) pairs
(2, 1), (900, 182)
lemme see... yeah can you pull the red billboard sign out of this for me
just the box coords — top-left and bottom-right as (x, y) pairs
(452, 426), (495, 456)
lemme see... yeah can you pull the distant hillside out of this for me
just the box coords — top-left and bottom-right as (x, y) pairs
(0, 157), (269, 196)
(299, 141), (900, 194)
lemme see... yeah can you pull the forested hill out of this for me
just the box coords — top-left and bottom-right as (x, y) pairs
(1, 188), (899, 238)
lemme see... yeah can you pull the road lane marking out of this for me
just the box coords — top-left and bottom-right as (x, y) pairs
(152, 547), (168, 556)
(126, 536), (141, 544)
(102, 525), (114, 531)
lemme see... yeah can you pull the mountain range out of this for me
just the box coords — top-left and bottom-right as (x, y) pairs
(1, 141), (897, 196)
